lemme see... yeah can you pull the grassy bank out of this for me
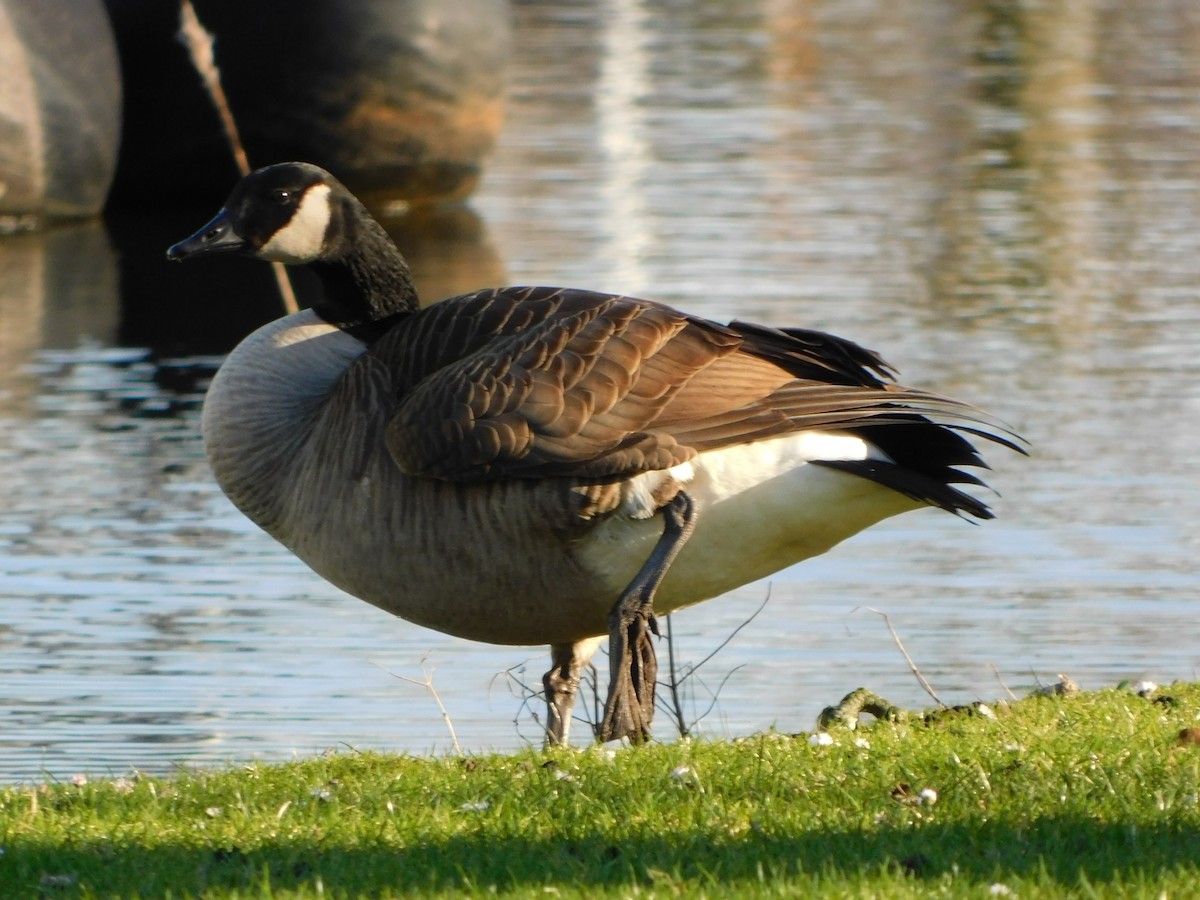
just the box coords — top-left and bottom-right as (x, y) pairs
(2, 683), (1198, 898)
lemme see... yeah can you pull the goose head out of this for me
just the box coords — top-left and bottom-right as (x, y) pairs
(166, 162), (343, 264)
(167, 162), (419, 329)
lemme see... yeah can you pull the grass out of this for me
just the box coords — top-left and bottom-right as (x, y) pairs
(2, 683), (1198, 898)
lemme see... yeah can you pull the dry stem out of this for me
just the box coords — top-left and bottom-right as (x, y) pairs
(990, 662), (1019, 701)
(177, 0), (298, 314)
(375, 660), (462, 755)
(859, 606), (945, 707)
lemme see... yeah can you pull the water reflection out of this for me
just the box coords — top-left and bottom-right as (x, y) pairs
(376, 204), (506, 304)
(3, 0), (1200, 782)
(0, 224), (120, 415)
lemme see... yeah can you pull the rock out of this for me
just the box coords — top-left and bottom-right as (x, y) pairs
(0, 0), (121, 224)
(104, 0), (510, 209)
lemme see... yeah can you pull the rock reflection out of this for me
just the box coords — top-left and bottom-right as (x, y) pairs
(110, 201), (502, 354)
(0, 222), (118, 416)
(375, 204), (505, 306)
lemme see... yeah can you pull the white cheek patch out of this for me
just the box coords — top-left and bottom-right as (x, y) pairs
(259, 183), (332, 263)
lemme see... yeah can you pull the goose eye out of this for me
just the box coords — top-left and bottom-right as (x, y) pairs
(272, 189), (292, 205)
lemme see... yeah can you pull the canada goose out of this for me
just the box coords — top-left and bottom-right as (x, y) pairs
(167, 162), (1021, 746)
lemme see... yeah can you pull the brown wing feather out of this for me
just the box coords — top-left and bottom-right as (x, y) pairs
(384, 290), (745, 480)
(368, 286), (1016, 483)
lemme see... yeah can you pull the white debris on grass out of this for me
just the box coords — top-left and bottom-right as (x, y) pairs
(669, 764), (704, 792)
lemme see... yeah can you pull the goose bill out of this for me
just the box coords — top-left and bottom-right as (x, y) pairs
(166, 209), (246, 260)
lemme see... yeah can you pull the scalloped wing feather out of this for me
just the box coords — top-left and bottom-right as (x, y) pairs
(368, 286), (1020, 486)
(385, 291), (744, 479)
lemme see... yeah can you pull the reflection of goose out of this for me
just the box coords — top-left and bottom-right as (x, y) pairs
(168, 162), (1021, 746)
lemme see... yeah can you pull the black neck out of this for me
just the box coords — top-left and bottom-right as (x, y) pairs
(307, 200), (420, 343)
(339, 309), (413, 343)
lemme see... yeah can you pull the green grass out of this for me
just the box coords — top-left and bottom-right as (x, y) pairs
(2, 683), (1199, 898)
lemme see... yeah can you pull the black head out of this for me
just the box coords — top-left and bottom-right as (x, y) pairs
(167, 162), (344, 264)
(167, 162), (420, 330)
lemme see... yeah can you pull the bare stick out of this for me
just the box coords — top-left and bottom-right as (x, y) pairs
(658, 589), (770, 738)
(374, 660), (462, 755)
(178, 0), (247, 173)
(177, 0), (298, 314)
(860, 606), (945, 707)
(493, 660), (551, 747)
(663, 615), (689, 737)
(989, 662), (1018, 701)
(676, 587), (771, 685)
(685, 663), (746, 734)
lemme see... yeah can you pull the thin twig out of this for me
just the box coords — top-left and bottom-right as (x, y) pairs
(860, 606), (945, 707)
(675, 588), (771, 686)
(656, 590), (770, 738)
(494, 659), (551, 746)
(586, 662), (602, 736)
(177, 0), (298, 314)
(686, 664), (746, 735)
(989, 662), (1018, 701)
(374, 660), (462, 755)
(664, 615), (689, 737)
(178, 0), (247, 173)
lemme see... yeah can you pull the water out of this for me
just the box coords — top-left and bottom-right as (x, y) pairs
(3, 0), (1200, 783)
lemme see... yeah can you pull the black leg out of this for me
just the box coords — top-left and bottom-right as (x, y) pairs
(543, 638), (602, 746)
(598, 491), (698, 743)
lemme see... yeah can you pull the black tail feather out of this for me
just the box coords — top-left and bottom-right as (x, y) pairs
(814, 458), (996, 520)
(811, 416), (1023, 520)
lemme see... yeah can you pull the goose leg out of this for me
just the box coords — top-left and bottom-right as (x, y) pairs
(598, 490), (698, 743)
(543, 637), (603, 747)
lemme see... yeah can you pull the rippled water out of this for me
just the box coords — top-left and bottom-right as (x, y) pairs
(3, 0), (1200, 783)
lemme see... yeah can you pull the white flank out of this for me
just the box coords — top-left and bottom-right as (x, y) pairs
(791, 431), (885, 463)
(581, 429), (918, 612)
(259, 183), (333, 263)
(620, 430), (884, 519)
